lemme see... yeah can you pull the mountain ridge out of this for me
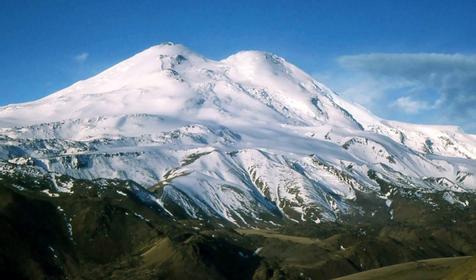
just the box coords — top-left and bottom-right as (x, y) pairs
(0, 42), (475, 225)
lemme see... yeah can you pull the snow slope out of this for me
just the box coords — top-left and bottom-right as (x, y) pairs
(0, 42), (475, 225)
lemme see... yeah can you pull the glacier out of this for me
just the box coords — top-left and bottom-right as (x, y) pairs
(0, 42), (475, 225)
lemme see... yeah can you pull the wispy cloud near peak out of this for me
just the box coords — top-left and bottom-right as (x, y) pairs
(74, 52), (89, 63)
(392, 96), (432, 114)
(330, 53), (476, 132)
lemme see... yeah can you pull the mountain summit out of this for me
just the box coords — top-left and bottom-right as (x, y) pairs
(0, 43), (475, 225)
(0, 43), (362, 129)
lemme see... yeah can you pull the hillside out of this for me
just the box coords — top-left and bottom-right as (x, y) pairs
(0, 43), (475, 279)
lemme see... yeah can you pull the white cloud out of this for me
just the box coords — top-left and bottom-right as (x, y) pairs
(392, 96), (431, 114)
(314, 70), (416, 116)
(74, 52), (89, 63)
(331, 53), (476, 132)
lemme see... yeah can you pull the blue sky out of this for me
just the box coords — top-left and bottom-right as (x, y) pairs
(1, 0), (475, 131)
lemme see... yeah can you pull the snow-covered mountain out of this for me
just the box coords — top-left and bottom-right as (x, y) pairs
(1, 42), (475, 225)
